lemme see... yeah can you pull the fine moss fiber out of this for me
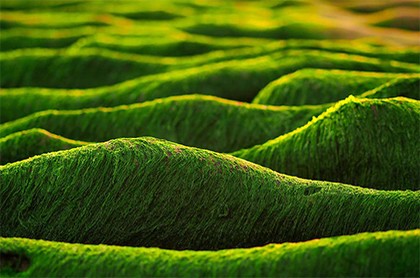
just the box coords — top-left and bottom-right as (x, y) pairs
(1, 230), (419, 277)
(1, 137), (419, 250)
(234, 97), (420, 191)
(253, 69), (420, 106)
(0, 128), (87, 165)
(0, 95), (328, 153)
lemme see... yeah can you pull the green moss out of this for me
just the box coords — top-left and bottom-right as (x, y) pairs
(1, 137), (419, 249)
(2, 50), (418, 122)
(234, 97), (420, 190)
(360, 76), (420, 99)
(253, 69), (420, 106)
(0, 48), (174, 88)
(0, 95), (328, 153)
(0, 129), (87, 165)
(73, 34), (269, 57)
(0, 33), (84, 52)
(1, 230), (419, 277)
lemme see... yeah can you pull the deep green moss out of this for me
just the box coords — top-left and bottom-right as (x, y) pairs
(253, 69), (420, 106)
(0, 95), (328, 153)
(234, 97), (420, 190)
(1, 137), (419, 250)
(1, 230), (419, 277)
(0, 129), (87, 165)
(2, 50), (418, 122)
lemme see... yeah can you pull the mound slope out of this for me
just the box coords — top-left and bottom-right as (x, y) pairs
(234, 97), (420, 190)
(0, 95), (328, 153)
(1, 137), (418, 250)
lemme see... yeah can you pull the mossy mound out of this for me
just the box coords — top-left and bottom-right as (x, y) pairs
(2, 50), (418, 123)
(234, 97), (420, 190)
(0, 129), (87, 165)
(1, 137), (419, 250)
(1, 230), (419, 277)
(253, 69), (420, 106)
(0, 95), (328, 153)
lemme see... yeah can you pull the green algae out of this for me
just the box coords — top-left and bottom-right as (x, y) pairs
(253, 69), (420, 106)
(1, 230), (419, 277)
(234, 97), (420, 191)
(1, 137), (419, 250)
(0, 95), (328, 153)
(2, 50), (418, 123)
(0, 129), (87, 165)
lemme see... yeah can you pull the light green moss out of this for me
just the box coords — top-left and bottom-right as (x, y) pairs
(1, 137), (419, 249)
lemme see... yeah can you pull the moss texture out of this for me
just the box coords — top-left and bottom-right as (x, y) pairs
(253, 69), (420, 105)
(1, 50), (418, 122)
(0, 128), (87, 165)
(0, 95), (328, 153)
(1, 137), (419, 250)
(234, 97), (420, 191)
(1, 230), (419, 277)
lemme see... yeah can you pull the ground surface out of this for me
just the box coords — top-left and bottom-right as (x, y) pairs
(0, 0), (419, 277)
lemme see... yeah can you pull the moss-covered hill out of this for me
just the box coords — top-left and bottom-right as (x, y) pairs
(0, 129), (87, 165)
(234, 97), (420, 190)
(1, 53), (418, 123)
(1, 138), (419, 250)
(0, 95), (328, 154)
(253, 69), (420, 105)
(1, 230), (419, 277)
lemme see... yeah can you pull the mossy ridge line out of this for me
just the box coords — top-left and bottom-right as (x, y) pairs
(234, 97), (420, 191)
(1, 137), (419, 250)
(1, 45), (419, 89)
(253, 69), (420, 106)
(1, 50), (418, 123)
(3, 26), (419, 63)
(0, 129), (87, 165)
(70, 34), (270, 58)
(359, 76), (420, 99)
(0, 48), (177, 89)
(1, 230), (419, 277)
(73, 36), (420, 62)
(0, 95), (329, 154)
